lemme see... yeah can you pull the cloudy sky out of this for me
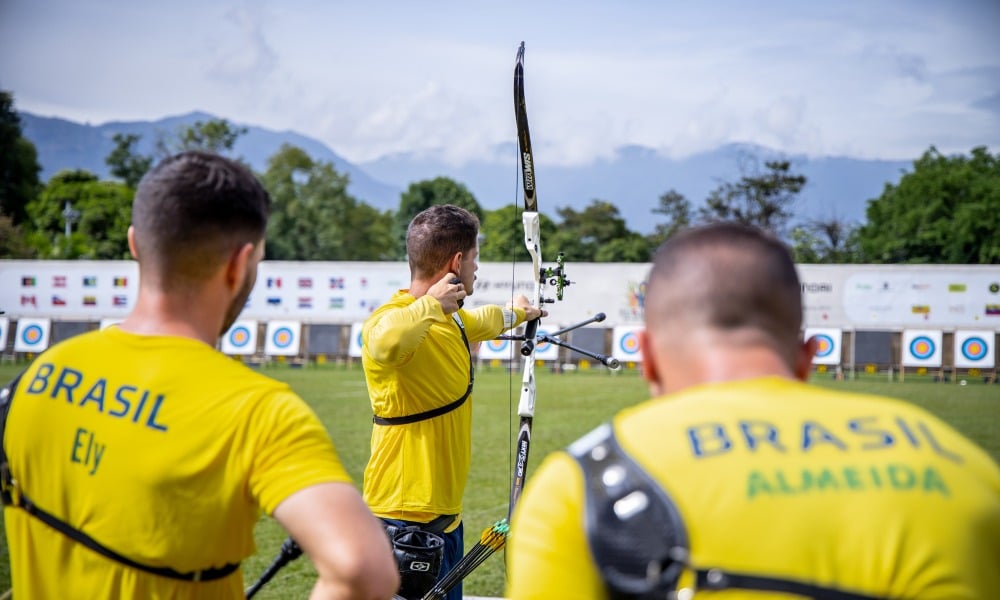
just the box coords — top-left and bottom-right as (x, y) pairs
(2, 0), (997, 166)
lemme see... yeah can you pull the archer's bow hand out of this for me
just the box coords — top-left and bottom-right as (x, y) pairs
(508, 294), (546, 322)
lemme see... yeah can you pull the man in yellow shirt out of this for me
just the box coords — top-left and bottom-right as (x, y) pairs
(507, 223), (1000, 599)
(1, 151), (399, 599)
(362, 204), (543, 600)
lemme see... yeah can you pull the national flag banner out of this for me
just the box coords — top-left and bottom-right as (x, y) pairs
(52, 295), (67, 307)
(911, 305), (930, 314)
(21, 276), (36, 287)
(83, 296), (97, 306)
(267, 277), (282, 289)
(20, 295), (37, 307)
(113, 295), (128, 307)
(83, 276), (97, 287)
(113, 276), (128, 287)
(986, 304), (1000, 316)
(948, 283), (967, 293)
(53, 275), (67, 288)
(329, 277), (345, 289)
(298, 277), (313, 289)
(298, 297), (313, 309)
(266, 297), (282, 306)
(329, 297), (345, 309)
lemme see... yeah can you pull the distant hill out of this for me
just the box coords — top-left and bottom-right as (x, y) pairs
(19, 111), (402, 210)
(19, 111), (912, 233)
(361, 142), (912, 233)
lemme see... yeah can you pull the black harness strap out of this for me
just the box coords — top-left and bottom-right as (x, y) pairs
(1, 372), (239, 582)
(374, 314), (474, 426)
(571, 423), (890, 600)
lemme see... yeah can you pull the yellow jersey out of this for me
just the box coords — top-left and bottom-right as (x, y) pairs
(507, 377), (1000, 599)
(4, 326), (352, 599)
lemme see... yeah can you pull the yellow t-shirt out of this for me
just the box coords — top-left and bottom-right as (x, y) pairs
(362, 290), (524, 522)
(4, 326), (352, 599)
(507, 377), (1000, 599)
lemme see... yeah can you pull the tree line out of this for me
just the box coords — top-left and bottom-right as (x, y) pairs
(2, 90), (997, 264)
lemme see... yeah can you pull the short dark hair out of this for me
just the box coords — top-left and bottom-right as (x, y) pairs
(646, 222), (803, 362)
(132, 151), (271, 286)
(406, 205), (480, 277)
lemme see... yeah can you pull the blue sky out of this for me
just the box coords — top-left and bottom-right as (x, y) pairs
(2, 0), (997, 166)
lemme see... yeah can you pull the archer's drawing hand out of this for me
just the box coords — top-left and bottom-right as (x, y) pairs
(429, 273), (467, 314)
(509, 294), (546, 321)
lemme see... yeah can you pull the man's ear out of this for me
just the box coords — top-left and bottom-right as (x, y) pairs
(225, 242), (256, 291)
(795, 335), (819, 381)
(638, 328), (663, 396)
(127, 226), (139, 260)
(448, 252), (464, 276)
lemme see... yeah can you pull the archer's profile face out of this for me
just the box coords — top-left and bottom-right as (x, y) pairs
(460, 243), (479, 295)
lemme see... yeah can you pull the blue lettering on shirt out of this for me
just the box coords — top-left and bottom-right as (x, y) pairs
(25, 362), (169, 433)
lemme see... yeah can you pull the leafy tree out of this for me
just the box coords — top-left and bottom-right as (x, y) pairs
(479, 203), (558, 263)
(106, 133), (153, 188)
(698, 159), (806, 235)
(394, 177), (482, 259)
(24, 170), (133, 259)
(262, 144), (394, 260)
(789, 218), (861, 263)
(648, 189), (692, 249)
(0, 215), (35, 258)
(155, 118), (247, 157)
(857, 146), (999, 263)
(553, 200), (652, 262)
(0, 90), (42, 225)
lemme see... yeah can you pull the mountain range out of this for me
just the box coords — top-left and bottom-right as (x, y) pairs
(19, 111), (913, 234)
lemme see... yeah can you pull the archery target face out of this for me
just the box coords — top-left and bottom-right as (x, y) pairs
(348, 322), (364, 358)
(264, 321), (301, 356)
(221, 320), (257, 355)
(14, 318), (51, 352)
(478, 337), (513, 361)
(901, 329), (942, 367)
(954, 330), (995, 368)
(612, 326), (644, 363)
(804, 328), (842, 365)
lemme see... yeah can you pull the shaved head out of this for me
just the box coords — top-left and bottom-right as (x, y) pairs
(645, 223), (803, 370)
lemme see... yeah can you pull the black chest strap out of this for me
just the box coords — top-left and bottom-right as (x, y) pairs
(374, 313), (475, 426)
(1, 371), (239, 582)
(571, 423), (889, 600)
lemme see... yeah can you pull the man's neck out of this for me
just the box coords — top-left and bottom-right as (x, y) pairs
(119, 286), (222, 347)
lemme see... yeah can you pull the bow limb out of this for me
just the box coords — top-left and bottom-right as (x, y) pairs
(508, 41), (543, 520)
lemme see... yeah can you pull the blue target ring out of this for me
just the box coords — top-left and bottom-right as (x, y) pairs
(909, 336), (935, 360)
(961, 337), (988, 361)
(356, 331), (363, 349)
(486, 339), (509, 352)
(272, 327), (294, 349)
(618, 331), (640, 355)
(813, 334), (835, 358)
(228, 326), (251, 348)
(21, 324), (43, 345)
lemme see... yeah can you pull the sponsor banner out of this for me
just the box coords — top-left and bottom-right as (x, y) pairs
(221, 320), (259, 355)
(2, 261), (999, 329)
(478, 337), (515, 361)
(348, 322), (365, 358)
(805, 328), (842, 366)
(14, 318), (51, 353)
(0, 317), (8, 351)
(612, 326), (644, 364)
(264, 321), (301, 356)
(901, 329), (943, 367)
(953, 330), (995, 369)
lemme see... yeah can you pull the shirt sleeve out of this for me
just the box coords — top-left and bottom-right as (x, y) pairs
(463, 305), (528, 343)
(246, 389), (353, 516)
(506, 452), (607, 599)
(364, 295), (449, 366)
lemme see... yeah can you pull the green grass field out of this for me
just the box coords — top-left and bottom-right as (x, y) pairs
(0, 361), (997, 598)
